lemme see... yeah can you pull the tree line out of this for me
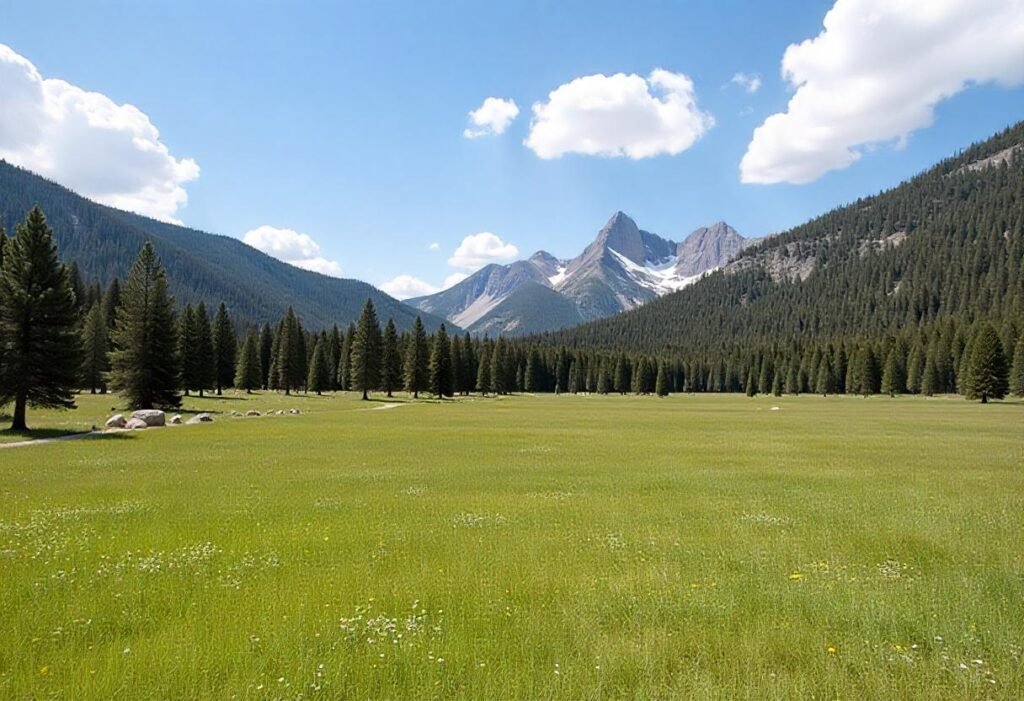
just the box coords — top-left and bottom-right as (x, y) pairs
(2, 205), (1022, 430)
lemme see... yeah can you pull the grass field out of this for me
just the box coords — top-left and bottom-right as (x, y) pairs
(0, 391), (1021, 699)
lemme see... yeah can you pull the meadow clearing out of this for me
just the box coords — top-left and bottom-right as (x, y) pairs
(0, 392), (1021, 700)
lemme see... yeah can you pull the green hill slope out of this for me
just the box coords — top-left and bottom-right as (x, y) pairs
(0, 161), (451, 331)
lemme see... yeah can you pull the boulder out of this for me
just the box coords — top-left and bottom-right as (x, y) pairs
(170, 414), (183, 424)
(276, 410), (284, 416)
(131, 409), (166, 427)
(125, 418), (148, 429)
(288, 408), (300, 415)
(245, 410), (261, 417)
(105, 414), (127, 429)
(230, 410), (242, 417)
(186, 413), (214, 425)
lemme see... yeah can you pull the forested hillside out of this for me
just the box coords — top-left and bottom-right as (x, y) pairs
(517, 123), (1023, 396)
(0, 161), (449, 332)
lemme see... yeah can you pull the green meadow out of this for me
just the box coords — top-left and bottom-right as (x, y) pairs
(0, 392), (1021, 699)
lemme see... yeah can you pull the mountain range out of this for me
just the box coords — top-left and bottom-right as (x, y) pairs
(408, 213), (749, 335)
(548, 122), (1024, 357)
(0, 161), (449, 332)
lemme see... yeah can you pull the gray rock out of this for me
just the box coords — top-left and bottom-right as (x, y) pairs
(288, 408), (300, 415)
(105, 414), (127, 429)
(186, 413), (214, 425)
(131, 409), (166, 427)
(245, 410), (261, 417)
(230, 410), (242, 417)
(169, 414), (183, 424)
(125, 418), (148, 429)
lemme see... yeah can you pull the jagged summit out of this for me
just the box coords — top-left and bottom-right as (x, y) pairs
(409, 212), (748, 336)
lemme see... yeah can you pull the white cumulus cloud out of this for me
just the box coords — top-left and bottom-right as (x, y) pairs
(463, 97), (520, 138)
(730, 72), (762, 93)
(443, 272), (469, 288)
(0, 43), (199, 223)
(242, 225), (342, 277)
(740, 0), (1024, 185)
(380, 275), (439, 299)
(448, 231), (519, 269)
(379, 271), (471, 300)
(524, 69), (714, 159)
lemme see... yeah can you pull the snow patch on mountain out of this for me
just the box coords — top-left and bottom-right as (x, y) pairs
(608, 249), (705, 295)
(548, 266), (569, 287)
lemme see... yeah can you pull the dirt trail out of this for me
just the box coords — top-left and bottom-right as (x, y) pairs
(0, 431), (102, 449)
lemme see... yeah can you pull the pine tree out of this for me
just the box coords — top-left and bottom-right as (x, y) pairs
(815, 355), (834, 396)
(306, 334), (332, 395)
(906, 341), (924, 394)
(259, 322), (274, 390)
(338, 323), (355, 391)
(429, 324), (453, 398)
(524, 347), (542, 392)
(403, 316), (429, 398)
(461, 333), (476, 395)
(567, 360), (578, 393)
(785, 364), (799, 395)
(614, 354), (629, 395)
(450, 334), (464, 394)
(380, 318), (401, 398)
(109, 242), (180, 409)
(212, 302), (236, 395)
(881, 346), (906, 396)
(275, 307), (304, 395)
(0, 207), (81, 429)
(655, 360), (669, 397)
(476, 340), (492, 395)
(745, 368), (757, 397)
(491, 339), (508, 395)
(350, 299), (383, 400)
(234, 331), (262, 393)
(80, 302), (110, 394)
(964, 322), (1010, 403)
(193, 301), (215, 397)
(177, 305), (199, 395)
(771, 370), (783, 396)
(102, 278), (121, 330)
(1009, 337), (1024, 398)
(327, 325), (343, 390)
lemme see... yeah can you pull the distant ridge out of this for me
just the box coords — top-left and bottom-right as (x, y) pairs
(0, 161), (452, 332)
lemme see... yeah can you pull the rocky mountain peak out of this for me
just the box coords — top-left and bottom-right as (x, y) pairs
(675, 221), (746, 277)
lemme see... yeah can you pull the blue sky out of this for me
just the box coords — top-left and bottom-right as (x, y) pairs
(1, 0), (1022, 297)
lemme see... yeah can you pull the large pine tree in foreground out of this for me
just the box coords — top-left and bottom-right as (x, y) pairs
(350, 299), (382, 400)
(0, 207), (81, 430)
(234, 330), (262, 393)
(109, 242), (181, 409)
(964, 322), (1009, 403)
(404, 316), (429, 398)
(429, 323), (453, 398)
(212, 302), (237, 395)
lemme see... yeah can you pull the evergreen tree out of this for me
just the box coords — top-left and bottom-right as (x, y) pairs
(193, 301), (215, 397)
(177, 305), (199, 395)
(380, 318), (401, 398)
(234, 330), (262, 393)
(80, 302), (110, 394)
(771, 370), (783, 396)
(450, 333), (464, 394)
(102, 278), (121, 330)
(567, 360), (578, 393)
(259, 322), (274, 389)
(306, 334), (332, 395)
(906, 341), (924, 394)
(476, 340), (492, 395)
(614, 354), (629, 395)
(212, 302), (237, 395)
(491, 339), (508, 395)
(1009, 337), (1024, 398)
(0, 207), (81, 429)
(524, 347), (543, 392)
(461, 333), (476, 394)
(921, 346), (940, 396)
(964, 322), (1010, 403)
(655, 359), (669, 397)
(338, 323), (355, 391)
(403, 316), (429, 398)
(745, 368), (757, 397)
(881, 346), (906, 396)
(429, 323), (453, 398)
(815, 355), (834, 396)
(275, 307), (305, 395)
(109, 242), (180, 409)
(327, 325), (343, 390)
(350, 299), (383, 400)
(785, 364), (799, 395)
